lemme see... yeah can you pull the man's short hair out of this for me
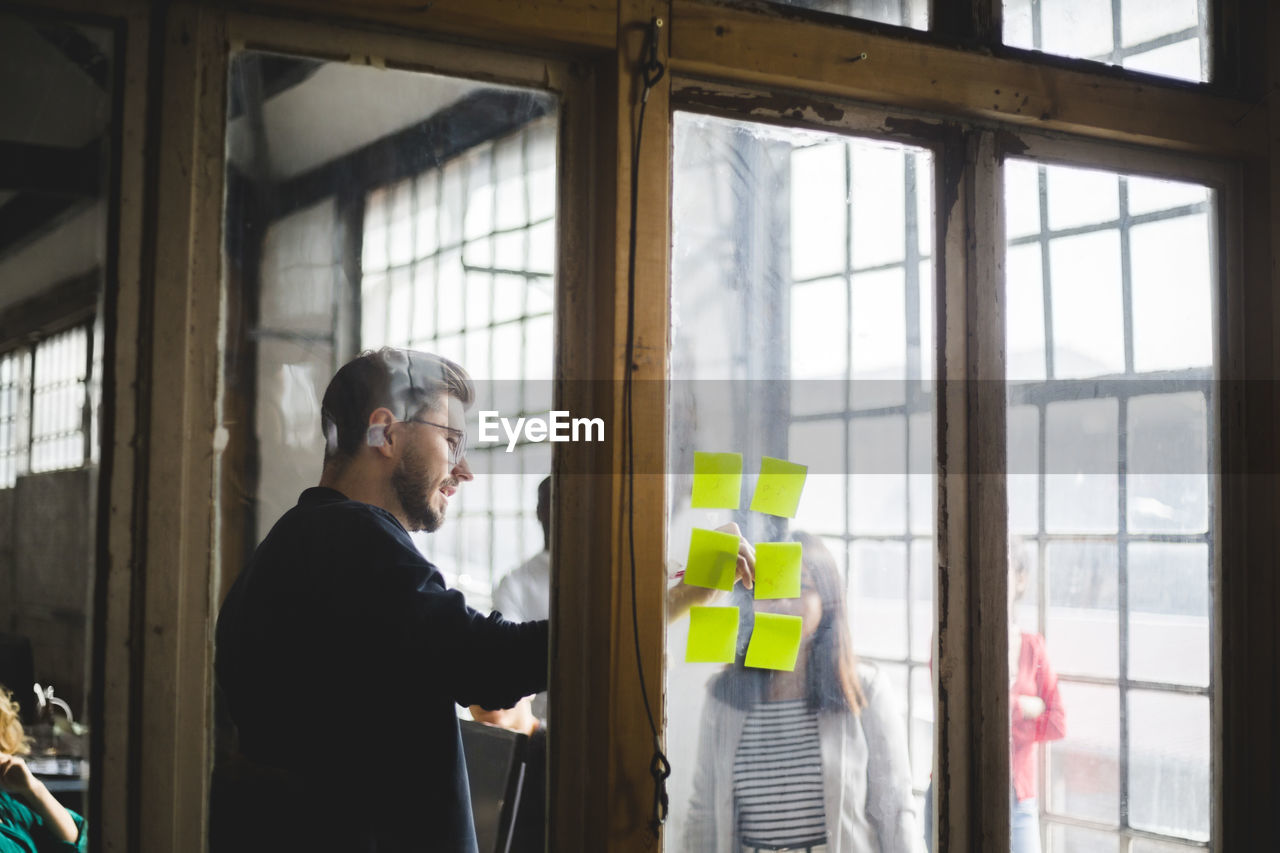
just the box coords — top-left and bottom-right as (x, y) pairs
(320, 347), (474, 459)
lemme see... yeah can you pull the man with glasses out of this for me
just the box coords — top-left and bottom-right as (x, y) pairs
(213, 347), (546, 853)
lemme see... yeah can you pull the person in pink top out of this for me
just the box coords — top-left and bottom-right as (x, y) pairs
(1008, 540), (1066, 853)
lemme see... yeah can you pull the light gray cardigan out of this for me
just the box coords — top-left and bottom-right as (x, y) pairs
(684, 664), (926, 853)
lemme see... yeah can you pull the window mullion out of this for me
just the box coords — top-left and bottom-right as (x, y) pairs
(936, 127), (1010, 852)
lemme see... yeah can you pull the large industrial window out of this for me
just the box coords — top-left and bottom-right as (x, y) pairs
(0, 348), (30, 488)
(31, 325), (93, 474)
(0, 324), (96, 487)
(1004, 158), (1214, 852)
(360, 115), (556, 607)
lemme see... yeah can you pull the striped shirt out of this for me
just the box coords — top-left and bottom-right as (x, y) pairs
(732, 698), (828, 850)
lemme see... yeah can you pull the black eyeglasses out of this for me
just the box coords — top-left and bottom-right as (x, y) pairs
(405, 418), (467, 466)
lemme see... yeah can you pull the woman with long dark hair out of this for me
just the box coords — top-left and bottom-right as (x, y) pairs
(685, 532), (924, 853)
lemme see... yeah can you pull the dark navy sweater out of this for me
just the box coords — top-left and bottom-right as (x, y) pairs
(214, 487), (548, 852)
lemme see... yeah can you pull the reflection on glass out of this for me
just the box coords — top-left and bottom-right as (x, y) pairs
(1128, 691), (1209, 840)
(1003, 0), (1208, 83)
(218, 50), (556, 849)
(1004, 159), (1215, 851)
(223, 50), (556, 601)
(0, 11), (114, 827)
(667, 112), (933, 851)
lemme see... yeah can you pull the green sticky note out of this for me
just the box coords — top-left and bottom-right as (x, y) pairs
(744, 612), (804, 671)
(683, 527), (741, 591)
(753, 542), (803, 600)
(749, 457), (808, 518)
(691, 452), (743, 509)
(685, 606), (740, 663)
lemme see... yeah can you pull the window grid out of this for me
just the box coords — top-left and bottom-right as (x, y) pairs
(31, 325), (92, 474)
(1012, 162), (1213, 850)
(0, 324), (95, 487)
(791, 140), (935, 797)
(1021, 0), (1209, 82)
(361, 116), (556, 596)
(0, 348), (31, 488)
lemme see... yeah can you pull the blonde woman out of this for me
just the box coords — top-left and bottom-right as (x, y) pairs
(0, 686), (85, 852)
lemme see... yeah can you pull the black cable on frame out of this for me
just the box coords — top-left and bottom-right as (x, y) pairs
(624, 15), (668, 838)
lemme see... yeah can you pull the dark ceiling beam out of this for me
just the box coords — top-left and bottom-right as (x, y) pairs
(0, 267), (98, 352)
(227, 54), (324, 121)
(270, 89), (553, 218)
(0, 194), (89, 261)
(0, 139), (102, 196)
(34, 23), (110, 91)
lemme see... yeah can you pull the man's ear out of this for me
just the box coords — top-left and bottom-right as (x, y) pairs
(366, 407), (397, 454)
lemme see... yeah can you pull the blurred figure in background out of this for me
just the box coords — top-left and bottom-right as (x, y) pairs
(686, 532), (923, 853)
(1008, 540), (1066, 853)
(488, 476), (553, 720)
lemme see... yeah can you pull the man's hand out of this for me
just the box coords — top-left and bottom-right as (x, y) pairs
(470, 695), (539, 736)
(717, 521), (755, 591)
(1015, 695), (1046, 720)
(0, 753), (35, 797)
(666, 522), (756, 623)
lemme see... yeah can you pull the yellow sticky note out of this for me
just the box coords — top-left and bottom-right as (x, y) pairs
(749, 457), (808, 518)
(683, 528), (741, 591)
(685, 606), (740, 663)
(744, 612), (804, 671)
(753, 542), (803, 600)
(691, 452), (743, 509)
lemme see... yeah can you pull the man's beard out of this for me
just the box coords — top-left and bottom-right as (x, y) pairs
(391, 444), (446, 532)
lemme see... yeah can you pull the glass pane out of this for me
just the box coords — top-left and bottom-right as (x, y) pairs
(1047, 164), (1118, 231)
(1048, 682), (1119, 823)
(792, 278), (847, 380)
(1131, 839), (1207, 853)
(791, 143), (846, 281)
(1127, 174), (1210, 217)
(1005, 158), (1042, 240)
(1006, 243), (1047, 381)
(1046, 542), (1118, 677)
(1003, 0), (1208, 83)
(30, 327), (89, 473)
(668, 112), (933, 852)
(1130, 214), (1213, 373)
(1047, 822), (1120, 852)
(218, 50), (557, 849)
(769, 0), (928, 30)
(850, 540), (908, 659)
(1128, 544), (1209, 686)
(1127, 393), (1208, 534)
(1004, 156), (1216, 851)
(0, 11), (115, 824)
(1045, 398), (1118, 533)
(1049, 232), (1125, 378)
(1129, 691), (1211, 840)
(850, 415), (907, 534)
(1007, 405), (1040, 535)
